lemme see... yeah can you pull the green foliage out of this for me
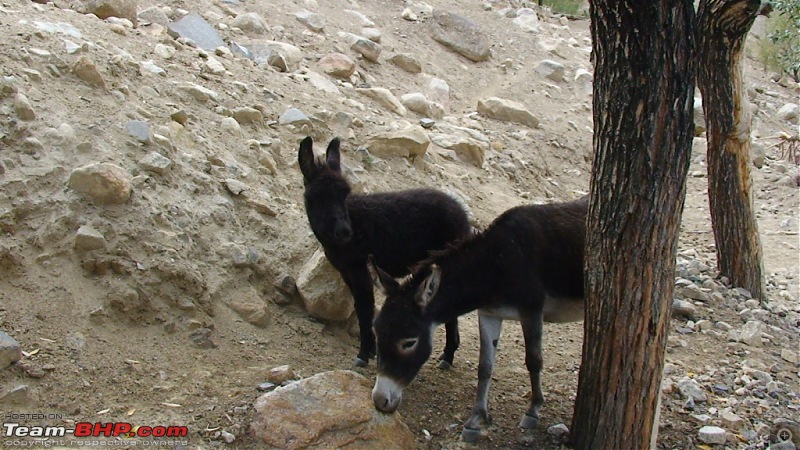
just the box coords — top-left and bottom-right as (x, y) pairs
(539, 0), (587, 17)
(763, 0), (800, 81)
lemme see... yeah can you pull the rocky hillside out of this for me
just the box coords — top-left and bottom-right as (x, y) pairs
(0, 0), (798, 449)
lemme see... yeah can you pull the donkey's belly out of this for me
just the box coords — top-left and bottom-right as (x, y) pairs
(542, 295), (585, 323)
(480, 306), (522, 321)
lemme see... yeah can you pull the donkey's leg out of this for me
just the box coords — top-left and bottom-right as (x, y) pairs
(462, 313), (502, 443)
(437, 318), (460, 370)
(518, 312), (545, 429)
(341, 266), (376, 367)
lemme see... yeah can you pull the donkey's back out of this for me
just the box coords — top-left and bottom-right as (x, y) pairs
(480, 196), (587, 320)
(342, 188), (471, 276)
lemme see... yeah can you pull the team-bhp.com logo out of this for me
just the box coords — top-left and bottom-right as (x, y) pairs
(4, 422), (188, 438)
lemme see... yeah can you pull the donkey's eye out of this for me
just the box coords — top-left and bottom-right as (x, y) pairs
(398, 338), (418, 353)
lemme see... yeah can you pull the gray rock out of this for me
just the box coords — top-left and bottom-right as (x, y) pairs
(305, 70), (341, 94)
(179, 82), (218, 102)
(279, 108), (311, 126)
(547, 423), (569, 438)
(682, 284), (710, 302)
(220, 431), (235, 444)
(429, 11), (491, 62)
(0, 331), (21, 369)
(74, 225), (106, 252)
(361, 27), (382, 43)
(401, 8), (418, 21)
(351, 38), (381, 63)
(224, 179), (248, 196)
(220, 117), (242, 134)
(426, 77), (450, 107)
(513, 8), (541, 33)
(536, 59), (565, 82)
(400, 93), (444, 119)
(698, 426), (727, 445)
(13, 94), (36, 121)
(721, 411), (745, 430)
(693, 97), (706, 135)
(203, 57), (226, 75)
(740, 320), (764, 347)
(677, 377), (708, 402)
(356, 87), (407, 116)
(233, 107), (263, 125)
(32, 21), (83, 39)
(751, 142), (766, 168)
(189, 328), (216, 349)
(139, 151), (172, 174)
(388, 53), (422, 74)
(231, 12), (269, 35)
(68, 163), (132, 205)
(249, 41), (303, 72)
(168, 13), (224, 51)
(295, 10), (324, 32)
(419, 118), (435, 128)
(344, 10), (375, 27)
(429, 133), (486, 167)
(171, 109), (189, 125)
(0, 385), (29, 405)
(477, 97), (539, 128)
(367, 126), (430, 159)
(126, 120), (151, 143)
(777, 103), (798, 123)
(138, 6), (169, 26)
(251, 371), (416, 448)
(781, 348), (799, 364)
(297, 249), (352, 321)
(83, 0), (138, 27)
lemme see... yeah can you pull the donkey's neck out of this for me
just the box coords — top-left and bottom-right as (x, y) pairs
(425, 235), (501, 325)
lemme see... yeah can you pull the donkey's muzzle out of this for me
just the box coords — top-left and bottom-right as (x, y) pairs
(372, 376), (403, 413)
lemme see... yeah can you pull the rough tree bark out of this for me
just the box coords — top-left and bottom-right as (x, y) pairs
(697, 0), (766, 303)
(570, 2), (695, 449)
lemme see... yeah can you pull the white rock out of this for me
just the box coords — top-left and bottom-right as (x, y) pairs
(698, 426), (727, 445)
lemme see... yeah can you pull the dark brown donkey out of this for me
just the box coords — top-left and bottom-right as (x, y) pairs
(298, 136), (472, 367)
(368, 197), (587, 442)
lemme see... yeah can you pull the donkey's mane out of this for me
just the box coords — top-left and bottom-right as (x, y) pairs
(408, 226), (484, 278)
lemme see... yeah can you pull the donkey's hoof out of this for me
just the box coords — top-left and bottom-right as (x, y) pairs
(461, 427), (481, 443)
(518, 413), (539, 429)
(353, 357), (369, 368)
(437, 359), (453, 370)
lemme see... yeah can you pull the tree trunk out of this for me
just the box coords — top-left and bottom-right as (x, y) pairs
(570, 2), (695, 449)
(697, 0), (766, 303)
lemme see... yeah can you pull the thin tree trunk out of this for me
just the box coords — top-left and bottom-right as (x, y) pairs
(570, 2), (695, 449)
(697, 0), (766, 303)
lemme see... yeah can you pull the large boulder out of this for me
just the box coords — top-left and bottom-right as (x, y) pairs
(251, 370), (416, 449)
(367, 126), (431, 159)
(477, 97), (539, 128)
(429, 11), (490, 62)
(68, 163), (132, 205)
(296, 249), (352, 321)
(84, 0), (138, 27)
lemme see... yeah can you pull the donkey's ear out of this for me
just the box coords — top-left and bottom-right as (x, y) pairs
(298, 136), (318, 183)
(367, 255), (398, 294)
(326, 137), (342, 172)
(415, 264), (441, 310)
